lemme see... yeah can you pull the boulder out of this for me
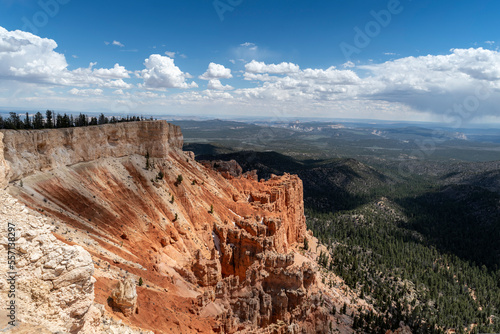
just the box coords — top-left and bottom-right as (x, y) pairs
(110, 277), (138, 317)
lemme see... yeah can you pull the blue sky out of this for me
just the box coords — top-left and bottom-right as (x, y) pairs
(0, 0), (499, 124)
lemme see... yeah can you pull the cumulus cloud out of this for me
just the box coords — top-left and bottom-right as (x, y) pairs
(89, 63), (130, 79)
(358, 48), (500, 116)
(242, 60), (360, 102)
(234, 48), (500, 120)
(139, 54), (197, 89)
(245, 60), (300, 74)
(0, 26), (132, 89)
(199, 63), (233, 80)
(207, 79), (233, 91)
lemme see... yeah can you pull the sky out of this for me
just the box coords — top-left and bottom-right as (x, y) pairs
(0, 0), (499, 124)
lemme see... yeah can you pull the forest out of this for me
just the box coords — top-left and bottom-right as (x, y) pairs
(0, 111), (150, 130)
(308, 176), (500, 334)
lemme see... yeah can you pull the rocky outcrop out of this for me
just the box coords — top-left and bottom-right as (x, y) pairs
(0, 121), (183, 183)
(110, 278), (138, 317)
(0, 191), (98, 333)
(192, 249), (222, 287)
(211, 250), (330, 334)
(232, 173), (307, 253)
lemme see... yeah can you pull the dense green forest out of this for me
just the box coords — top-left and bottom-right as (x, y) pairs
(0, 111), (151, 130)
(307, 177), (500, 334)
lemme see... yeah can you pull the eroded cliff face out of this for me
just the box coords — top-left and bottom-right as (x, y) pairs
(1, 121), (365, 334)
(0, 120), (182, 184)
(0, 132), (10, 189)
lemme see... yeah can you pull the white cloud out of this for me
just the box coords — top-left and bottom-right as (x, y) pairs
(233, 48), (500, 120)
(245, 60), (300, 74)
(485, 41), (495, 45)
(136, 91), (165, 98)
(100, 79), (132, 89)
(199, 62), (233, 80)
(301, 67), (359, 84)
(139, 54), (198, 89)
(207, 79), (233, 90)
(90, 63), (130, 79)
(342, 61), (355, 68)
(69, 88), (103, 96)
(240, 42), (258, 52)
(357, 47), (500, 116)
(164, 51), (186, 59)
(165, 51), (176, 58)
(112, 40), (124, 47)
(0, 27), (67, 82)
(0, 26), (132, 89)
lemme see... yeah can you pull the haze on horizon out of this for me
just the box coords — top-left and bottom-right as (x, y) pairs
(0, 0), (499, 126)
